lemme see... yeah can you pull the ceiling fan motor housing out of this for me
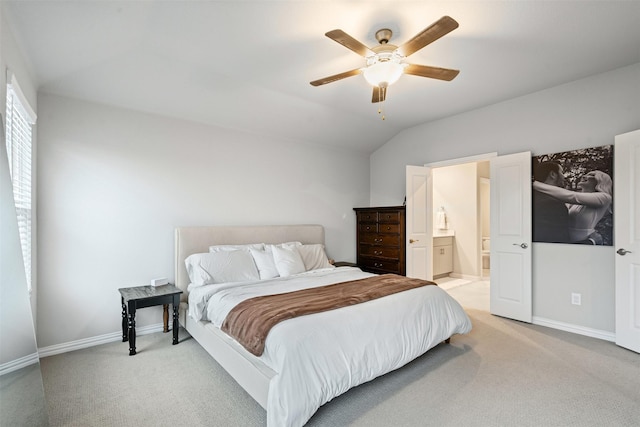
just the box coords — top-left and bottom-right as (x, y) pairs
(367, 44), (403, 65)
(375, 28), (393, 44)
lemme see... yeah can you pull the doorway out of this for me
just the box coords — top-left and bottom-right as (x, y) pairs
(407, 151), (532, 322)
(429, 159), (490, 311)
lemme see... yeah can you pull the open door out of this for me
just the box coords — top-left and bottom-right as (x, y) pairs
(405, 165), (432, 280)
(490, 152), (532, 322)
(614, 130), (640, 353)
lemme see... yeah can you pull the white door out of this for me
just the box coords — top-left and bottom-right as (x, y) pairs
(614, 130), (640, 353)
(405, 165), (432, 279)
(490, 152), (532, 322)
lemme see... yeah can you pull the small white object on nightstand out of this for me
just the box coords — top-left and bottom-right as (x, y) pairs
(150, 278), (168, 287)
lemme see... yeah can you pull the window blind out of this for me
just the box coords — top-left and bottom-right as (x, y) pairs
(6, 75), (36, 292)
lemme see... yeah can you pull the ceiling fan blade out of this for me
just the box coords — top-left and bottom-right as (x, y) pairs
(404, 64), (460, 81)
(325, 29), (374, 57)
(371, 86), (387, 103)
(310, 68), (362, 86)
(398, 16), (459, 57)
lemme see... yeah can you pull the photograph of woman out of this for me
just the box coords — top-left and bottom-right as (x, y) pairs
(532, 146), (613, 245)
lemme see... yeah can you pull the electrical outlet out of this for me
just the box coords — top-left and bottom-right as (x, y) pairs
(571, 293), (582, 306)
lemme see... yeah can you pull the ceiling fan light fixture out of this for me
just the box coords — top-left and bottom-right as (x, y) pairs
(363, 60), (404, 88)
(310, 16), (460, 105)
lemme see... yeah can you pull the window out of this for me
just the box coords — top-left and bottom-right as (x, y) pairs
(5, 74), (36, 292)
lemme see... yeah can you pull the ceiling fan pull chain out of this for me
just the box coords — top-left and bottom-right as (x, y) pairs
(377, 87), (386, 120)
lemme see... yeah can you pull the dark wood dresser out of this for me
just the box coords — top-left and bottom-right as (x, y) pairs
(354, 206), (406, 275)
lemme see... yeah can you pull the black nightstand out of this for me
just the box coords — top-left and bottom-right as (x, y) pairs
(118, 284), (183, 356)
(334, 261), (358, 268)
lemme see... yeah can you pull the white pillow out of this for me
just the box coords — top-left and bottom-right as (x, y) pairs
(209, 243), (265, 252)
(249, 248), (279, 280)
(271, 245), (306, 277)
(185, 251), (259, 287)
(297, 244), (335, 271)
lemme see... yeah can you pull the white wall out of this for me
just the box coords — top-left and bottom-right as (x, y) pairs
(36, 94), (370, 348)
(1, 9), (37, 115)
(370, 63), (640, 334)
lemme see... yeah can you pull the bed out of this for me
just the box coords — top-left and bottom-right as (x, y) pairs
(175, 224), (471, 427)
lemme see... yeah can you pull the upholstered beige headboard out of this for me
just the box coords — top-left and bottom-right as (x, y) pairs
(174, 224), (325, 301)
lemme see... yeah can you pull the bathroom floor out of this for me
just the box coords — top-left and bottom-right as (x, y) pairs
(435, 276), (490, 312)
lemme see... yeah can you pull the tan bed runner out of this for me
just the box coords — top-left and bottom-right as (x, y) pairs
(221, 274), (436, 356)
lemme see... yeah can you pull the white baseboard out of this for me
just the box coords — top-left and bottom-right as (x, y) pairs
(0, 352), (40, 376)
(532, 316), (615, 342)
(38, 323), (164, 358)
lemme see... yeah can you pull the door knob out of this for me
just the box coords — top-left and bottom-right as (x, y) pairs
(513, 243), (528, 249)
(409, 239), (419, 243)
(617, 248), (632, 256)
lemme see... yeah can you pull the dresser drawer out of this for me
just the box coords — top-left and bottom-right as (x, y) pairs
(357, 211), (378, 223)
(359, 233), (400, 246)
(378, 211), (402, 223)
(433, 236), (453, 246)
(359, 223), (378, 233)
(377, 222), (400, 233)
(358, 245), (400, 259)
(359, 258), (400, 274)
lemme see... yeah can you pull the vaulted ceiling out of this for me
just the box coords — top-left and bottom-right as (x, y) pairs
(4, 1), (640, 153)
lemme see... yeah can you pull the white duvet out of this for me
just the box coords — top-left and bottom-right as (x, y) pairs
(188, 267), (472, 427)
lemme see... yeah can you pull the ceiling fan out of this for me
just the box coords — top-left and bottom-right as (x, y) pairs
(310, 16), (460, 104)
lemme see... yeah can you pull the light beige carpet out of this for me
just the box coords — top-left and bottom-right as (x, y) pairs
(40, 309), (640, 426)
(0, 362), (49, 426)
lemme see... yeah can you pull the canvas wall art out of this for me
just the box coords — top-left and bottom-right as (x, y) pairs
(532, 145), (613, 245)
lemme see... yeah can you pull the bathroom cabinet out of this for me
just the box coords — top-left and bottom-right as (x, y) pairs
(433, 236), (453, 277)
